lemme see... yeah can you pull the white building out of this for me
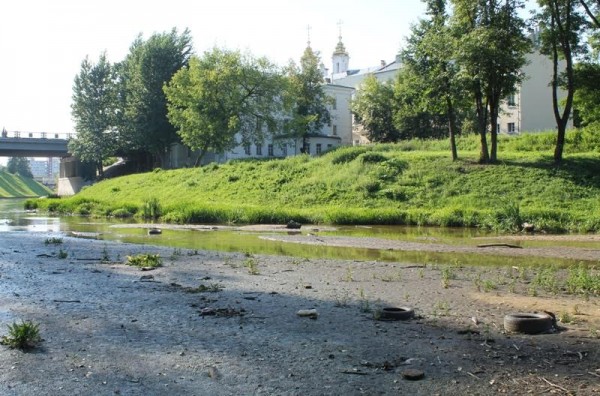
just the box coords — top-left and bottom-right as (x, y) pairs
(169, 41), (355, 167)
(498, 51), (572, 134)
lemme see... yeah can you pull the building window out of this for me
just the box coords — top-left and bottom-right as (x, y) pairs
(333, 125), (338, 136)
(332, 98), (337, 110)
(256, 144), (262, 156)
(244, 145), (251, 155)
(268, 144), (274, 157)
(508, 122), (516, 134)
(316, 143), (322, 154)
(327, 144), (333, 149)
(282, 144), (287, 156)
(507, 94), (516, 107)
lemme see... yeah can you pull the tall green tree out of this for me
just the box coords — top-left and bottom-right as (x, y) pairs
(536, 0), (587, 162)
(452, 0), (531, 163)
(351, 75), (400, 143)
(164, 48), (285, 165)
(573, 62), (600, 126)
(6, 157), (33, 178)
(118, 28), (193, 169)
(70, 53), (118, 178)
(284, 46), (331, 150)
(402, 0), (468, 160)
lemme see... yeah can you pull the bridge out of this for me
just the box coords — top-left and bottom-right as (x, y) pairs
(0, 130), (72, 157)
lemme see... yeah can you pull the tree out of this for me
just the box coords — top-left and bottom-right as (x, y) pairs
(164, 48), (285, 165)
(536, 0), (587, 162)
(579, 0), (600, 27)
(118, 28), (193, 169)
(452, 0), (531, 163)
(351, 75), (400, 143)
(69, 53), (118, 178)
(284, 46), (331, 149)
(401, 0), (469, 160)
(6, 157), (33, 178)
(573, 62), (600, 126)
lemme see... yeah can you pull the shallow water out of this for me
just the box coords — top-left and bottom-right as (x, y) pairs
(0, 198), (595, 267)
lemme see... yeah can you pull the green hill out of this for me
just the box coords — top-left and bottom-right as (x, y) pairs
(31, 130), (600, 233)
(0, 170), (52, 198)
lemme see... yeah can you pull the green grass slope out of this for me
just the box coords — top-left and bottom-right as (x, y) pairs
(0, 170), (52, 198)
(31, 130), (600, 232)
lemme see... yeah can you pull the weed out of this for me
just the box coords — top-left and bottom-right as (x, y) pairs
(334, 290), (351, 307)
(418, 268), (425, 279)
(528, 285), (538, 297)
(1, 321), (41, 350)
(141, 197), (161, 220)
(342, 267), (354, 282)
(590, 327), (599, 339)
(170, 248), (183, 260)
(566, 264), (600, 296)
(44, 237), (63, 245)
(58, 249), (68, 259)
(532, 266), (560, 294)
(441, 267), (455, 289)
(101, 245), (110, 263)
(379, 271), (402, 282)
(358, 288), (371, 313)
(185, 283), (224, 293)
(244, 257), (259, 275)
(508, 278), (517, 293)
(572, 304), (582, 315)
(558, 311), (575, 324)
(126, 254), (162, 268)
(483, 279), (497, 292)
(432, 301), (450, 317)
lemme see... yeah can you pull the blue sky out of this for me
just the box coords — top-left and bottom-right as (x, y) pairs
(0, 0), (428, 135)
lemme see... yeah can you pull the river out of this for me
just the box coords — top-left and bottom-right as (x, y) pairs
(0, 198), (593, 267)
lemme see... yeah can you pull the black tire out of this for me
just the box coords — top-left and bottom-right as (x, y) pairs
(380, 307), (414, 321)
(504, 313), (553, 334)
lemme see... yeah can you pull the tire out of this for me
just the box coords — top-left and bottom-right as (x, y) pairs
(504, 313), (553, 334)
(380, 307), (414, 321)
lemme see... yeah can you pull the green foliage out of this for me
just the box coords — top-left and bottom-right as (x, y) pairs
(44, 237), (63, 245)
(1, 321), (41, 350)
(6, 157), (33, 178)
(29, 137), (600, 232)
(351, 75), (399, 142)
(70, 52), (118, 177)
(165, 48), (285, 165)
(126, 254), (162, 268)
(566, 265), (600, 296)
(244, 257), (259, 275)
(142, 197), (161, 219)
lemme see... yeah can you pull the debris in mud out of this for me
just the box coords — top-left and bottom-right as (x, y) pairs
(401, 369), (425, 381)
(200, 307), (245, 317)
(296, 309), (318, 319)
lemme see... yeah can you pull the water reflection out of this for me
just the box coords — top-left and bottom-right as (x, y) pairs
(0, 198), (595, 267)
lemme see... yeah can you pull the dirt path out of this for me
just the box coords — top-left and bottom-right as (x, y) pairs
(0, 232), (599, 395)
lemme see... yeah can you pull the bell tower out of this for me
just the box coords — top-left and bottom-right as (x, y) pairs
(332, 20), (349, 75)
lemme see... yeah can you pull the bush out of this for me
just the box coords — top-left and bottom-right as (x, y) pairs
(1, 320), (41, 350)
(142, 197), (161, 220)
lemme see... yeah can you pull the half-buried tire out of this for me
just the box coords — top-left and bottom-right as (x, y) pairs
(504, 313), (553, 334)
(380, 307), (414, 321)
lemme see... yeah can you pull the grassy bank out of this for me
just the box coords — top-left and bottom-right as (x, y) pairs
(30, 130), (600, 232)
(0, 170), (51, 198)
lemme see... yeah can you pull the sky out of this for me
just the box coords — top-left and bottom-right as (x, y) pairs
(0, 0), (428, 135)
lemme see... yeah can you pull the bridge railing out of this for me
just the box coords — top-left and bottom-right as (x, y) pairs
(0, 131), (74, 140)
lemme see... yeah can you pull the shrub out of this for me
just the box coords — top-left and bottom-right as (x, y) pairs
(126, 254), (162, 268)
(141, 197), (162, 220)
(1, 320), (41, 350)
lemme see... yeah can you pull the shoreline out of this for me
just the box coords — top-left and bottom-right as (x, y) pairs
(0, 231), (598, 395)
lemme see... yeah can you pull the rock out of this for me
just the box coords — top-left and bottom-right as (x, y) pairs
(402, 369), (425, 381)
(522, 222), (535, 233)
(286, 220), (302, 229)
(296, 309), (318, 319)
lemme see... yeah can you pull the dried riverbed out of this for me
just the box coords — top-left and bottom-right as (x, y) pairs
(0, 231), (599, 395)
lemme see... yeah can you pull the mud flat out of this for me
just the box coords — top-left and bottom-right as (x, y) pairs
(0, 232), (598, 395)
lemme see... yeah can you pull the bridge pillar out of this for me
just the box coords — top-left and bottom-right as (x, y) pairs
(57, 157), (93, 196)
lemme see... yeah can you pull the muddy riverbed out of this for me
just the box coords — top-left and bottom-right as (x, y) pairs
(0, 231), (599, 395)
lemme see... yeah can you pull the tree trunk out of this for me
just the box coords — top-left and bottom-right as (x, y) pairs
(489, 98), (499, 163)
(445, 95), (458, 161)
(475, 89), (489, 163)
